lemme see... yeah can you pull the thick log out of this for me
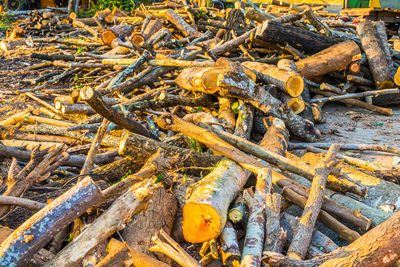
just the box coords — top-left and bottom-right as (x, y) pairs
(263, 209), (400, 266)
(80, 86), (157, 139)
(287, 144), (339, 260)
(303, 7), (331, 35)
(142, 18), (163, 40)
(279, 94), (305, 114)
(175, 66), (256, 94)
(101, 25), (134, 46)
(357, 21), (394, 89)
(122, 187), (177, 261)
(216, 61), (319, 141)
(256, 20), (338, 54)
(295, 40), (361, 79)
(161, 9), (201, 37)
(241, 169), (272, 267)
(395, 66), (400, 86)
(44, 179), (158, 267)
(182, 160), (247, 243)
(0, 177), (101, 266)
(119, 131), (221, 169)
(242, 61), (304, 97)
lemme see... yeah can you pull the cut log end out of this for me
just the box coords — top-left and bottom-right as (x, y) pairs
(101, 30), (117, 46)
(80, 86), (95, 101)
(182, 203), (222, 243)
(131, 34), (145, 47)
(286, 75), (304, 97)
(228, 208), (244, 224)
(286, 251), (302, 260)
(287, 97), (305, 114)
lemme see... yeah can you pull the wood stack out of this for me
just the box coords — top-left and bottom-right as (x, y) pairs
(0, 1), (399, 267)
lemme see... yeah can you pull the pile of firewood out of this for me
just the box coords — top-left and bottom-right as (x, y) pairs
(0, 0), (400, 266)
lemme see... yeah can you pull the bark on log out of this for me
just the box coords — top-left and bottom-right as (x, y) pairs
(295, 40), (361, 79)
(264, 193), (286, 253)
(219, 221), (241, 266)
(256, 20), (338, 54)
(119, 130), (221, 169)
(161, 9), (201, 37)
(122, 187), (177, 262)
(80, 86), (157, 139)
(287, 144), (339, 260)
(218, 97), (236, 133)
(0, 177), (101, 266)
(228, 195), (249, 224)
(263, 209), (400, 267)
(182, 159), (247, 243)
(245, 8), (269, 23)
(175, 66), (256, 94)
(44, 179), (158, 267)
(281, 213), (338, 254)
(241, 169), (272, 267)
(279, 94), (305, 115)
(282, 187), (361, 243)
(101, 25), (134, 46)
(395, 66), (400, 86)
(216, 61), (319, 141)
(356, 21), (394, 89)
(242, 61), (304, 97)
(207, 29), (255, 57)
(234, 101), (254, 140)
(141, 18), (163, 40)
(259, 117), (289, 156)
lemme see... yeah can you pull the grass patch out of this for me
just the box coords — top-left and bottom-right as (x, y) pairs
(0, 13), (15, 32)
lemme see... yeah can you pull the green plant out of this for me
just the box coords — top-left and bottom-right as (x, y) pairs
(231, 101), (239, 114)
(155, 172), (165, 183)
(0, 13), (15, 32)
(189, 137), (202, 152)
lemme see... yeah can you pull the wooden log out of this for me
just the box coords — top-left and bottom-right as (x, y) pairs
(295, 40), (361, 79)
(259, 117), (289, 156)
(0, 177), (101, 266)
(182, 159), (247, 243)
(264, 193), (286, 253)
(119, 131), (221, 169)
(216, 61), (319, 141)
(122, 187), (177, 262)
(357, 21), (394, 89)
(245, 8), (269, 23)
(282, 187), (361, 243)
(142, 18), (163, 40)
(287, 144), (339, 260)
(175, 66), (256, 94)
(96, 239), (169, 267)
(303, 7), (331, 36)
(241, 169), (272, 267)
(207, 29), (255, 57)
(161, 9), (201, 37)
(80, 86), (157, 139)
(158, 114), (364, 196)
(44, 179), (158, 267)
(256, 20), (338, 54)
(219, 221), (241, 266)
(279, 94), (305, 114)
(263, 209), (400, 266)
(242, 61), (304, 97)
(101, 24), (134, 46)
(281, 213), (338, 254)
(218, 97), (236, 133)
(228, 195), (249, 224)
(0, 195), (45, 210)
(374, 21), (395, 74)
(234, 100), (254, 140)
